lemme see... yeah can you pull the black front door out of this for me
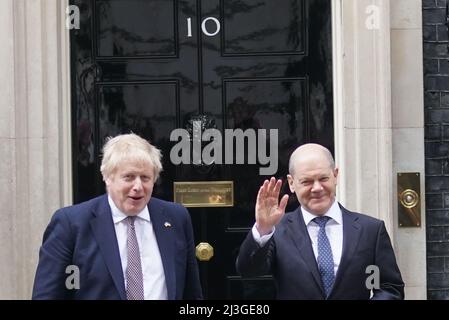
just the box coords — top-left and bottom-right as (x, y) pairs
(71, 0), (333, 299)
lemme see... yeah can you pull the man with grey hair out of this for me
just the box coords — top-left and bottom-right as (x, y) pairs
(236, 143), (404, 299)
(33, 133), (202, 300)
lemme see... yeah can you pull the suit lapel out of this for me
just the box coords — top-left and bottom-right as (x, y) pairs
(90, 195), (126, 300)
(286, 207), (324, 295)
(148, 199), (176, 300)
(331, 205), (362, 293)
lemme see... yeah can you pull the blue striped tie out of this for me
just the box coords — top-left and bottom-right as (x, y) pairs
(314, 216), (335, 297)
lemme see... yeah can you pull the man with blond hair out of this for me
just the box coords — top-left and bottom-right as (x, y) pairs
(33, 133), (202, 300)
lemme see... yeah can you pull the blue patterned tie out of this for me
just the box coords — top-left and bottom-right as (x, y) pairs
(314, 216), (335, 297)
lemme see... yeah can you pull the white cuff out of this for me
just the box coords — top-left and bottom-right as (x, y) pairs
(252, 223), (275, 247)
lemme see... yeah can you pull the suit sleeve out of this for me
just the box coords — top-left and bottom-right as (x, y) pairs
(236, 230), (275, 277)
(181, 207), (203, 300)
(32, 210), (75, 299)
(371, 221), (405, 300)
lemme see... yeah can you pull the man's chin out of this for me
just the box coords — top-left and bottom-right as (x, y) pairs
(308, 203), (330, 215)
(123, 203), (146, 215)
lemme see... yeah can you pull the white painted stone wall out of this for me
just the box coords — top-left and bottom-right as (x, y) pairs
(0, 0), (72, 299)
(390, 0), (427, 300)
(333, 0), (426, 299)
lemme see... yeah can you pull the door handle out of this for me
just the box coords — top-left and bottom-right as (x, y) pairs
(195, 242), (214, 261)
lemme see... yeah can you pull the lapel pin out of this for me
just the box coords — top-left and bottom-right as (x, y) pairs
(164, 222), (172, 228)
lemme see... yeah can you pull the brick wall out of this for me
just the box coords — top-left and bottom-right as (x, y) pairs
(424, 0), (449, 300)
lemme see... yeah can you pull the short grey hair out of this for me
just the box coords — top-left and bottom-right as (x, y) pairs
(100, 133), (163, 181)
(288, 144), (335, 176)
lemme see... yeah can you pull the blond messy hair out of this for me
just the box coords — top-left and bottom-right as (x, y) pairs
(100, 133), (163, 181)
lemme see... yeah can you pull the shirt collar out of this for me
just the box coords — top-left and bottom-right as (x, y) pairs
(301, 200), (342, 226)
(108, 195), (151, 224)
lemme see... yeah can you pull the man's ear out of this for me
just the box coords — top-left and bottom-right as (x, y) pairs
(287, 174), (295, 193)
(104, 175), (112, 187)
(333, 167), (339, 178)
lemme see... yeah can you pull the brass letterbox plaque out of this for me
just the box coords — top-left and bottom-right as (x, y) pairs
(398, 173), (421, 227)
(174, 181), (234, 207)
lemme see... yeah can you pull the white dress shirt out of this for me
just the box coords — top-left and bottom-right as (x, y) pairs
(108, 196), (168, 300)
(252, 200), (343, 275)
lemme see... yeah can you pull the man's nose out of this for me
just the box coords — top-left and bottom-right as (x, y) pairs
(132, 177), (143, 191)
(311, 180), (323, 192)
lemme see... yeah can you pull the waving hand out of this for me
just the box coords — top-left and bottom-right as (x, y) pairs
(255, 177), (289, 236)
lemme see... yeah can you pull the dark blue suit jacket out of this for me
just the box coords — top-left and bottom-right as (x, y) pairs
(236, 204), (404, 300)
(32, 195), (202, 300)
